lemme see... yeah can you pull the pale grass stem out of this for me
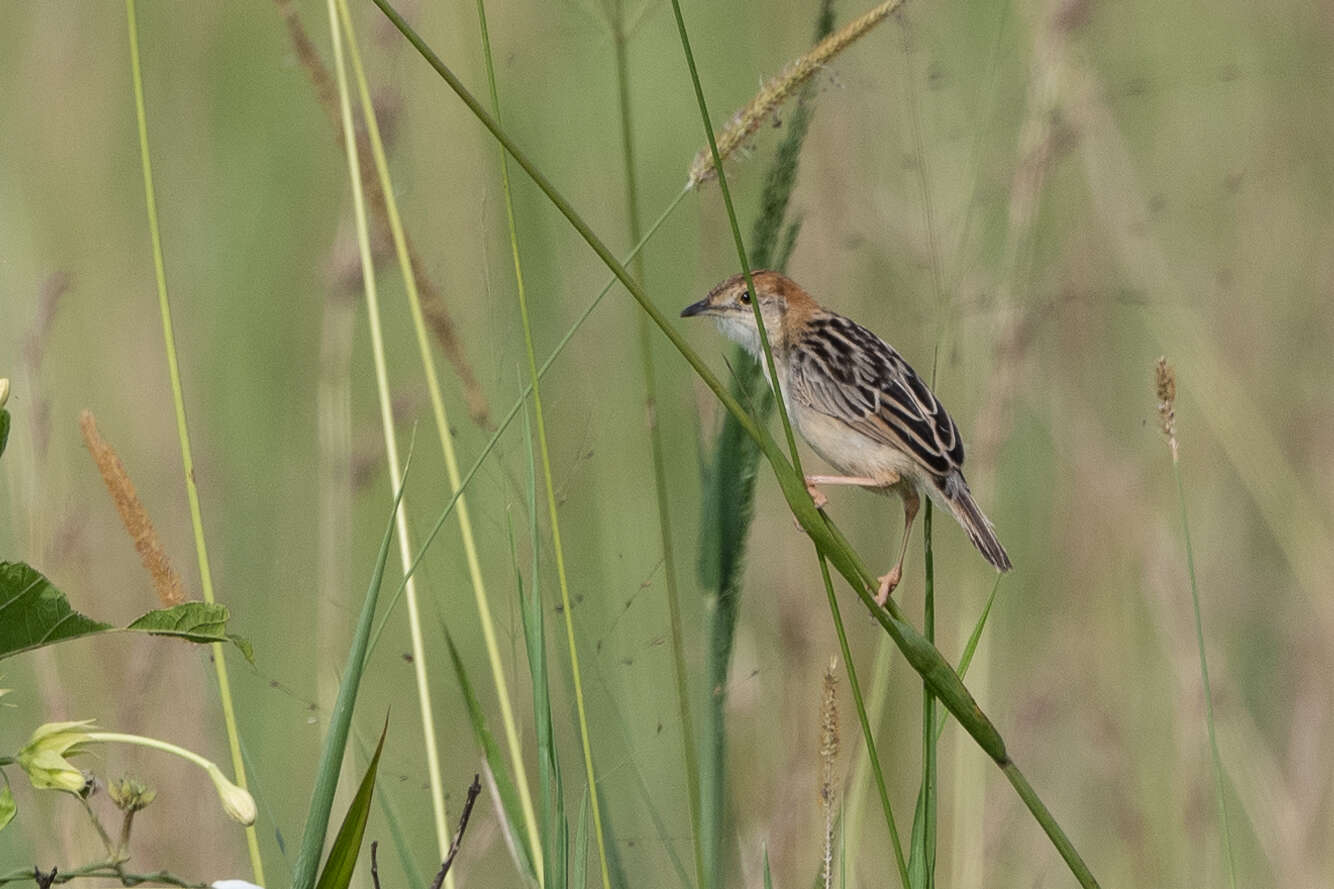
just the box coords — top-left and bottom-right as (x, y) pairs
(1156, 356), (1236, 889)
(122, 0), (263, 878)
(608, 4), (704, 885)
(333, 1), (544, 876)
(79, 411), (186, 607)
(324, 0), (452, 870)
(273, 0), (492, 428)
(686, 0), (904, 189)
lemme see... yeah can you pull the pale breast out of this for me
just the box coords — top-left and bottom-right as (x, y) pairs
(784, 391), (919, 486)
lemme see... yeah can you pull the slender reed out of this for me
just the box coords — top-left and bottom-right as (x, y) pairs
(333, 0), (543, 874)
(369, 6), (1100, 883)
(670, 5), (916, 887)
(121, 1), (262, 878)
(272, 0), (492, 428)
(607, 6), (705, 885)
(1157, 357), (1236, 888)
(323, 0), (452, 867)
(472, 3), (612, 886)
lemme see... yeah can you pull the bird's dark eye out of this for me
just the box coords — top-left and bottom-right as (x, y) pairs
(739, 290), (752, 305)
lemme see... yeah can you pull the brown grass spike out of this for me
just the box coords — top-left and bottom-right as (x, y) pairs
(80, 410), (187, 607)
(274, 0), (493, 429)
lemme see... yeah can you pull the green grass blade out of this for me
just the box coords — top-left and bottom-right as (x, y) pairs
(356, 732), (428, 889)
(908, 503), (938, 889)
(608, 8), (703, 884)
(442, 628), (537, 882)
(932, 574), (1003, 743)
(122, 0), (262, 877)
(323, 0), (451, 862)
(510, 509), (566, 889)
(368, 7), (1100, 883)
(366, 189), (686, 660)
(1165, 377), (1237, 887)
(292, 459), (410, 889)
(762, 846), (773, 889)
(333, 1), (543, 873)
(514, 405), (568, 889)
(313, 719), (389, 889)
(695, 5), (833, 882)
(816, 554), (908, 889)
(470, 1), (612, 884)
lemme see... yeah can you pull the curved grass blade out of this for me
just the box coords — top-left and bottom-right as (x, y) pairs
(291, 457), (410, 889)
(314, 718), (389, 889)
(442, 628), (537, 883)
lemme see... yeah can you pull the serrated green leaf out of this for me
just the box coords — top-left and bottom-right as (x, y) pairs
(0, 562), (249, 660)
(314, 718), (388, 889)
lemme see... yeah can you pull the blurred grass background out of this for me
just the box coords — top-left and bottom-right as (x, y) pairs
(3, 0), (1333, 886)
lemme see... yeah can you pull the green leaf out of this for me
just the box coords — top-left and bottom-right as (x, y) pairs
(0, 409), (10, 461)
(292, 457), (410, 889)
(0, 561), (249, 660)
(0, 786), (16, 832)
(315, 718), (389, 889)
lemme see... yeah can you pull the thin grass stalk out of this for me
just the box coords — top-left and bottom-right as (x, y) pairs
(1158, 358), (1236, 887)
(368, 8), (1100, 883)
(512, 450), (567, 889)
(841, 634), (893, 856)
(666, 0), (801, 468)
(367, 190), (688, 657)
(932, 574), (1001, 742)
(668, 6), (914, 885)
(121, 2), (263, 879)
(333, 1), (543, 875)
(609, 9), (705, 887)
(817, 554), (910, 889)
(471, 3), (612, 886)
(323, 0), (452, 866)
(909, 503), (937, 889)
(1174, 457), (1237, 887)
(675, 2), (829, 881)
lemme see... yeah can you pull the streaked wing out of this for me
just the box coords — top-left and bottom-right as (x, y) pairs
(789, 313), (965, 478)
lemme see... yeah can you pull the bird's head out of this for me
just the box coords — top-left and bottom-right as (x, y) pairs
(680, 270), (814, 359)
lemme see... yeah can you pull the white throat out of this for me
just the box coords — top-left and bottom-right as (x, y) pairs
(714, 314), (781, 364)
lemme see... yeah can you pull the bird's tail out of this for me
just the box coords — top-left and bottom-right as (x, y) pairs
(941, 480), (1012, 572)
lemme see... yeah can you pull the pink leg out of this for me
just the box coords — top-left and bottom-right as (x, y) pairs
(804, 473), (898, 510)
(875, 486), (921, 607)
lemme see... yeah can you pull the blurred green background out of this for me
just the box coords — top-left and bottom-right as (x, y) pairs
(3, 0), (1333, 886)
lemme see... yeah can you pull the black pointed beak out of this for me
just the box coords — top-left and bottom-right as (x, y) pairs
(680, 298), (710, 318)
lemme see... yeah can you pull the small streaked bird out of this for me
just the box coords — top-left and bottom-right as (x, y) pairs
(682, 270), (1011, 605)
